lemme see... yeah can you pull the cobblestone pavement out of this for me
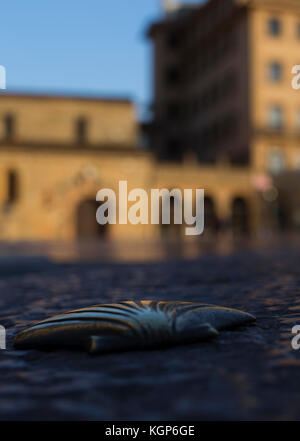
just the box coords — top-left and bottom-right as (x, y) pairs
(0, 245), (300, 421)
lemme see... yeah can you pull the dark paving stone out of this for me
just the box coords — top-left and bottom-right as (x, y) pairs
(0, 246), (300, 420)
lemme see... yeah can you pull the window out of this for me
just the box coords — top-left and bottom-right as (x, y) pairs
(223, 112), (238, 138)
(269, 62), (282, 81)
(4, 114), (15, 139)
(76, 117), (88, 145)
(165, 66), (180, 86)
(7, 169), (19, 204)
(267, 106), (284, 129)
(165, 138), (183, 162)
(222, 72), (237, 97)
(268, 18), (281, 36)
(268, 148), (285, 175)
(166, 33), (180, 50)
(166, 102), (180, 120)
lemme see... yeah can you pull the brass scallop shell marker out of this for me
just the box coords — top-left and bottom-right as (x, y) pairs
(14, 301), (255, 354)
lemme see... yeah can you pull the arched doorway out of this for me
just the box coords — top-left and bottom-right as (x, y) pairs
(76, 199), (107, 239)
(232, 197), (249, 235)
(160, 193), (183, 239)
(204, 196), (218, 233)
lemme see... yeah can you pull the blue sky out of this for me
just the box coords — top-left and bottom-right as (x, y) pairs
(0, 0), (162, 110)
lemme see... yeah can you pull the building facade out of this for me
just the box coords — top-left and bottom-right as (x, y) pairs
(147, 0), (300, 169)
(146, 0), (300, 231)
(0, 91), (255, 242)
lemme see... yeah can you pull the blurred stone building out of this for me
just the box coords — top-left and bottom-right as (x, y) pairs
(0, 92), (251, 241)
(145, 0), (300, 231)
(0, 93), (154, 241)
(0, 0), (300, 242)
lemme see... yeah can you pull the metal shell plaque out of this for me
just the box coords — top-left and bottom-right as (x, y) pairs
(14, 300), (255, 354)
